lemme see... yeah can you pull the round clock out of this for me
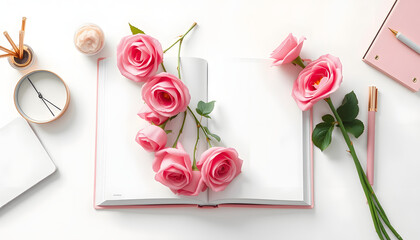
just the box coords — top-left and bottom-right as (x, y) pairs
(14, 70), (70, 124)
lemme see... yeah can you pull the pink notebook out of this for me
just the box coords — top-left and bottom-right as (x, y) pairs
(363, 0), (420, 92)
(94, 57), (314, 209)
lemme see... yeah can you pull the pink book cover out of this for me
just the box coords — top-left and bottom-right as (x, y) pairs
(363, 0), (420, 92)
(94, 58), (314, 210)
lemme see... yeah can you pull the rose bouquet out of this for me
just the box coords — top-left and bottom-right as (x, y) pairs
(271, 34), (402, 240)
(116, 23), (243, 196)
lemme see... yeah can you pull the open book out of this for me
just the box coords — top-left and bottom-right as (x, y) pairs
(95, 57), (313, 208)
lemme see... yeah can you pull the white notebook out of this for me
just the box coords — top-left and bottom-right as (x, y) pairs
(0, 118), (56, 208)
(95, 57), (312, 208)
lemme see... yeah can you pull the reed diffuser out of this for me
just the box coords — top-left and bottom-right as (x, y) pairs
(1, 17), (35, 70)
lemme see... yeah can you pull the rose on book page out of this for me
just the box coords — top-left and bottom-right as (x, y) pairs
(116, 23), (243, 197)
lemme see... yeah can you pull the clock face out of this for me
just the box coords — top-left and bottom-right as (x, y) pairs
(14, 70), (69, 123)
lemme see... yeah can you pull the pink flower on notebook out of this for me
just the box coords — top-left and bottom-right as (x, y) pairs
(135, 125), (167, 152)
(271, 33), (305, 66)
(141, 73), (191, 117)
(137, 104), (168, 125)
(117, 34), (163, 82)
(153, 143), (192, 191)
(197, 147), (243, 192)
(292, 54), (343, 111)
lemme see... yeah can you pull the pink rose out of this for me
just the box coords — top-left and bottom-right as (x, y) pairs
(174, 171), (207, 196)
(292, 54), (343, 111)
(153, 143), (192, 191)
(141, 73), (191, 117)
(135, 125), (167, 152)
(197, 147), (243, 192)
(117, 34), (163, 82)
(137, 104), (168, 125)
(271, 33), (305, 65)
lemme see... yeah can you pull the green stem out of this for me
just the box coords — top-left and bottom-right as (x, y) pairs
(353, 142), (401, 238)
(325, 98), (394, 240)
(187, 106), (212, 147)
(160, 62), (167, 72)
(192, 117), (201, 170)
(374, 202), (401, 239)
(163, 22), (197, 53)
(375, 207), (391, 240)
(366, 182), (384, 239)
(292, 56), (306, 68)
(177, 38), (183, 79)
(172, 111), (187, 148)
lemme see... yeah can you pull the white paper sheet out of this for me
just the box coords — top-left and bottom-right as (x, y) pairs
(0, 118), (56, 208)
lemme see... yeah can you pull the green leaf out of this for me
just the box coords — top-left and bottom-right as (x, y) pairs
(322, 114), (335, 123)
(165, 130), (172, 134)
(196, 101), (216, 116)
(196, 107), (203, 116)
(337, 91), (359, 122)
(129, 23), (145, 35)
(343, 119), (364, 138)
(203, 126), (221, 142)
(312, 122), (335, 151)
(203, 115), (211, 119)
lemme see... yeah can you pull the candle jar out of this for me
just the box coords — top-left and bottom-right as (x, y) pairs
(8, 44), (35, 70)
(74, 23), (105, 55)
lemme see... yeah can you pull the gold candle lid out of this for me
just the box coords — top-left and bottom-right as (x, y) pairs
(368, 86), (378, 112)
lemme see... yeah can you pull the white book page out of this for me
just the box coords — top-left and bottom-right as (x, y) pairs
(207, 59), (306, 204)
(96, 57), (208, 206)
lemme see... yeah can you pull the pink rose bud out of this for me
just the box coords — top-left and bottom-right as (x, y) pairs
(271, 33), (305, 65)
(292, 54), (343, 111)
(117, 34), (163, 82)
(174, 171), (207, 196)
(137, 104), (168, 125)
(153, 143), (193, 191)
(141, 73), (191, 117)
(135, 125), (167, 152)
(197, 147), (243, 192)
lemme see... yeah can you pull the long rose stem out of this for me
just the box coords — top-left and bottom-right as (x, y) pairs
(192, 117), (201, 170)
(160, 62), (167, 72)
(187, 106), (212, 147)
(177, 38), (183, 79)
(325, 98), (402, 240)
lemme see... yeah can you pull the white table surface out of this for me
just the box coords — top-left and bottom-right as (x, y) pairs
(0, 0), (419, 239)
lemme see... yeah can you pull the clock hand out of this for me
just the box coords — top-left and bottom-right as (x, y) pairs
(27, 77), (40, 94)
(27, 77), (55, 117)
(26, 77), (62, 111)
(38, 92), (55, 117)
(42, 97), (61, 111)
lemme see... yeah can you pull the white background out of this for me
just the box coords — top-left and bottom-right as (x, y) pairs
(0, 0), (419, 239)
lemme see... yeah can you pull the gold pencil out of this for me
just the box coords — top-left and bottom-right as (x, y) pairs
(3, 31), (19, 55)
(0, 53), (14, 58)
(21, 17), (27, 32)
(0, 45), (18, 57)
(19, 31), (24, 59)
